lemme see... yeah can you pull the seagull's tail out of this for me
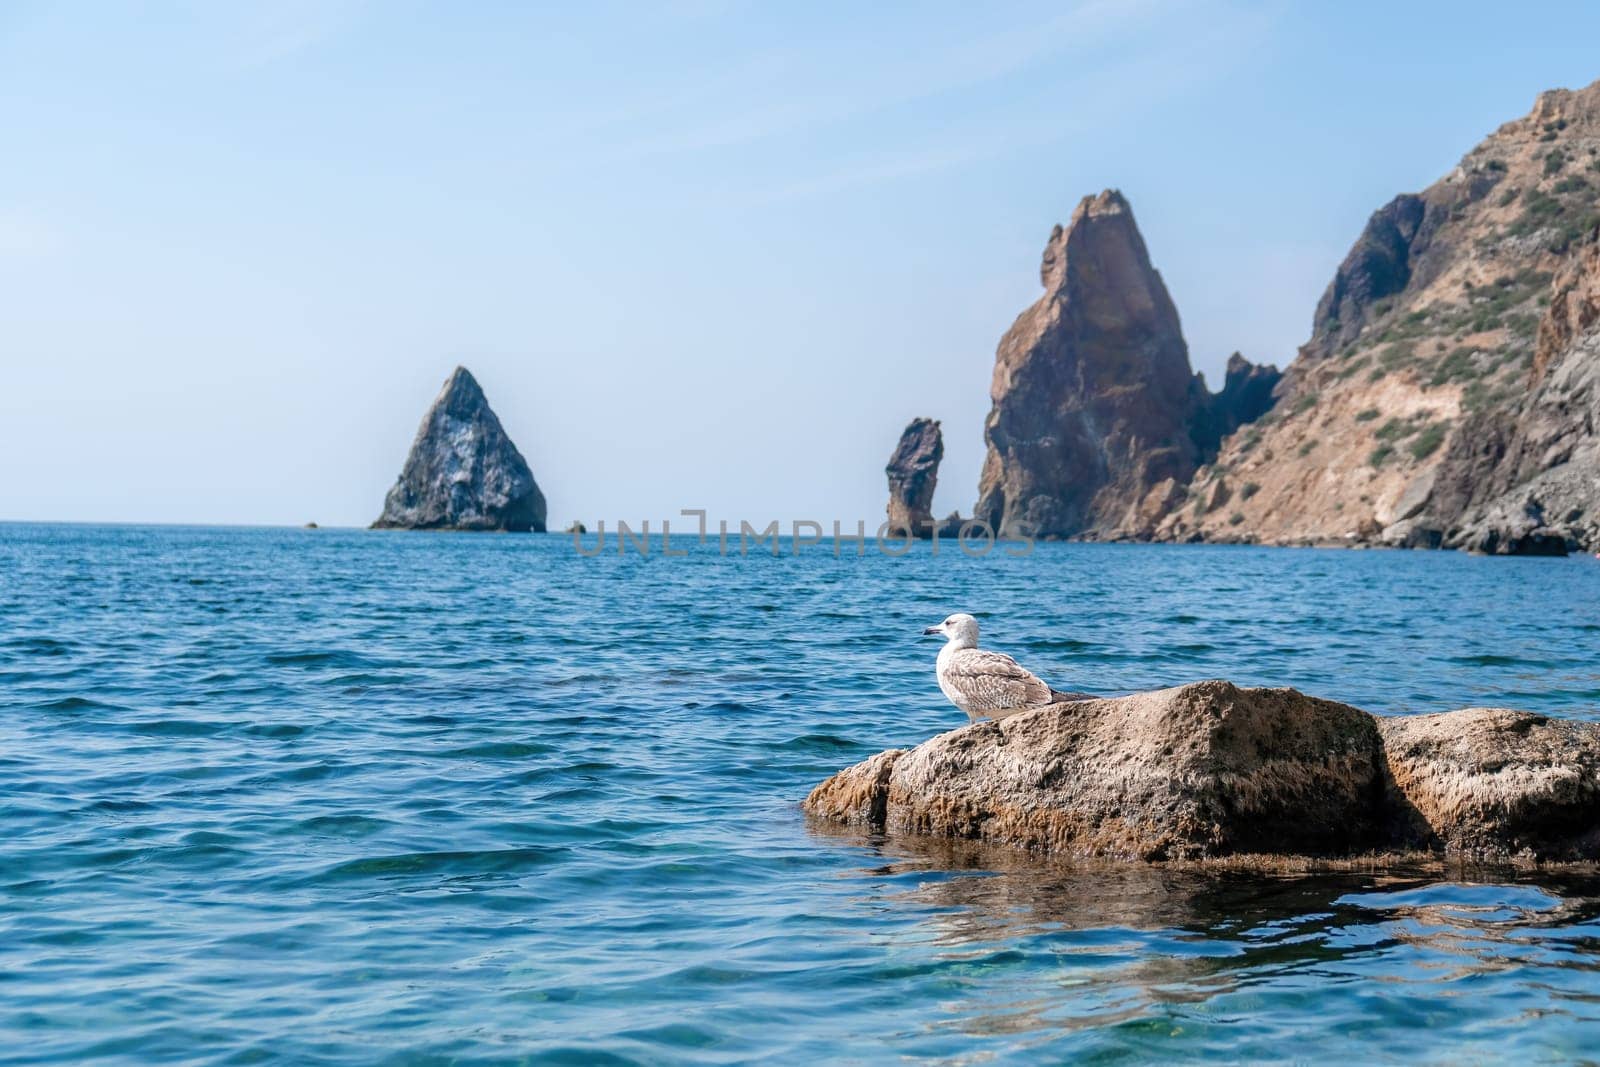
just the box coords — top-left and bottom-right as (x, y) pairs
(1048, 688), (1096, 703)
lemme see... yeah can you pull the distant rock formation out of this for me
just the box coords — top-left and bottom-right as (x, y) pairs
(973, 190), (1277, 540)
(372, 366), (547, 532)
(885, 418), (951, 538)
(805, 681), (1600, 863)
(1188, 352), (1284, 463)
(1163, 78), (1600, 550)
(1301, 193), (1435, 359)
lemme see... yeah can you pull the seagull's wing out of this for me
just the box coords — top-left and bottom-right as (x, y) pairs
(945, 649), (1054, 713)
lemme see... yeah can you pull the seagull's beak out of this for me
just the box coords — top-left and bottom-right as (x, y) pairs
(922, 625), (941, 636)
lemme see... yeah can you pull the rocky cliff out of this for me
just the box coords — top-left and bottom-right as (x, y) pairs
(372, 366), (547, 532)
(1157, 79), (1600, 550)
(1430, 231), (1600, 552)
(973, 191), (1279, 540)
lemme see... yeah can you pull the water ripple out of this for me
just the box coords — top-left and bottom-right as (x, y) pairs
(1, 523), (1599, 1063)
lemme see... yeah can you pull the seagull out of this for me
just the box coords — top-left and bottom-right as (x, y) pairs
(922, 613), (1089, 722)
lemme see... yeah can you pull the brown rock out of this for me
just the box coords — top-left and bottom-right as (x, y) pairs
(803, 749), (904, 829)
(884, 418), (944, 538)
(805, 681), (1384, 861)
(1380, 709), (1600, 859)
(974, 191), (1205, 540)
(807, 682), (1600, 865)
(1534, 227), (1600, 381)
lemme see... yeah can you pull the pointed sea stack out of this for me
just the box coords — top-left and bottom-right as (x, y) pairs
(372, 366), (547, 532)
(974, 190), (1205, 540)
(885, 418), (944, 538)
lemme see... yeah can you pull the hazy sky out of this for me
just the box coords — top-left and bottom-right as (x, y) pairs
(5, 1), (1600, 528)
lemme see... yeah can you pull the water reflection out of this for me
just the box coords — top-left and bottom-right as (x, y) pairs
(812, 821), (1600, 1047)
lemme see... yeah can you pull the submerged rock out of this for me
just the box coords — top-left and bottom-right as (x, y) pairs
(805, 681), (1600, 864)
(373, 367), (547, 532)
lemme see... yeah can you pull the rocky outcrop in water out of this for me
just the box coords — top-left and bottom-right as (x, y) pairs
(373, 366), (547, 532)
(805, 681), (1600, 863)
(973, 191), (1278, 541)
(885, 418), (944, 537)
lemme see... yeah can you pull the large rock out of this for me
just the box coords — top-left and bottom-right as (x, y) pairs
(806, 681), (1384, 861)
(974, 191), (1202, 541)
(373, 366), (547, 532)
(885, 418), (944, 538)
(1380, 709), (1600, 859)
(806, 682), (1600, 863)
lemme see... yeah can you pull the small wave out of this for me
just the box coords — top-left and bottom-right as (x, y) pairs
(3, 636), (75, 656)
(262, 649), (395, 669)
(318, 846), (564, 881)
(240, 722), (311, 740)
(1449, 654), (1547, 668)
(32, 696), (128, 713)
(440, 742), (554, 759)
(776, 734), (860, 751)
(127, 718), (226, 738)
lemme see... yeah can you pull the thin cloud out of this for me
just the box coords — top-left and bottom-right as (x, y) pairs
(740, 3), (1280, 206)
(209, 0), (370, 70)
(0, 208), (65, 259)
(602, 0), (1187, 161)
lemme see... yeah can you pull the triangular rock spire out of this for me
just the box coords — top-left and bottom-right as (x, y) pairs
(372, 366), (547, 532)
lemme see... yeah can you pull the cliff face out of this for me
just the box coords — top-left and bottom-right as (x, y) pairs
(974, 191), (1277, 540)
(373, 366), (547, 532)
(1431, 232), (1600, 552)
(1158, 79), (1600, 548)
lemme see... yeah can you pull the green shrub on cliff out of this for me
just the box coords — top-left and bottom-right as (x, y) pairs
(1409, 423), (1447, 460)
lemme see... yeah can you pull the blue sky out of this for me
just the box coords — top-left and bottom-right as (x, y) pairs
(4, 1), (1599, 527)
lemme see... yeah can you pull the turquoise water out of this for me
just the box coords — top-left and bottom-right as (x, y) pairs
(5, 523), (1600, 1064)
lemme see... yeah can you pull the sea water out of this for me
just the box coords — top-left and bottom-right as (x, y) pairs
(3, 523), (1600, 1063)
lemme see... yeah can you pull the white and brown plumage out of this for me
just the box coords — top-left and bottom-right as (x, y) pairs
(923, 613), (1079, 722)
